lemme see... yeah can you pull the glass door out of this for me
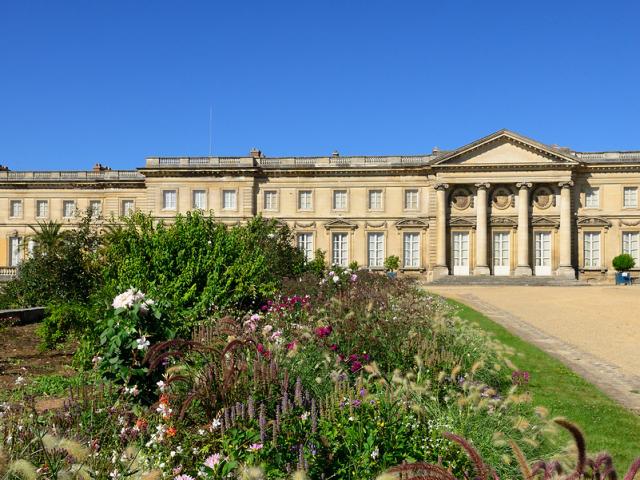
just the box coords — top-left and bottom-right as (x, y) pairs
(534, 231), (552, 275)
(493, 232), (510, 276)
(452, 232), (470, 276)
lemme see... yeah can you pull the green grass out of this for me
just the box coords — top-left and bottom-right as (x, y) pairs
(447, 299), (640, 472)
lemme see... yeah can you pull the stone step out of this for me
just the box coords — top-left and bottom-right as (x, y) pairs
(429, 275), (588, 286)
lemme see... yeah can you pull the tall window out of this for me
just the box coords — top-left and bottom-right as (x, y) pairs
(192, 190), (207, 210)
(584, 187), (599, 208)
(368, 232), (384, 268)
(404, 189), (419, 210)
(332, 233), (348, 266)
(623, 232), (640, 264)
(333, 190), (347, 210)
(9, 237), (21, 267)
(9, 200), (23, 218)
(368, 190), (383, 210)
(163, 190), (177, 210)
(298, 190), (312, 210)
(63, 200), (75, 218)
(264, 191), (278, 210)
(583, 232), (601, 268)
(122, 200), (135, 216)
(36, 200), (49, 218)
(222, 190), (237, 210)
(403, 232), (420, 267)
(297, 233), (314, 261)
(90, 200), (102, 217)
(27, 239), (36, 257)
(623, 187), (638, 208)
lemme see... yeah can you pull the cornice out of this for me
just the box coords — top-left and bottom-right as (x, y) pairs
(0, 181), (145, 190)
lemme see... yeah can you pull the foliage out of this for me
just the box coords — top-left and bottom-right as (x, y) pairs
(305, 248), (327, 276)
(384, 255), (400, 272)
(0, 214), (103, 308)
(383, 419), (640, 480)
(100, 211), (305, 331)
(37, 301), (93, 350)
(612, 253), (636, 272)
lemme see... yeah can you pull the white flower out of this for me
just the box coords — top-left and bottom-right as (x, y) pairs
(157, 380), (166, 392)
(332, 275), (340, 283)
(14, 376), (26, 386)
(210, 418), (222, 430)
(112, 288), (154, 311)
(124, 385), (139, 397)
(371, 447), (379, 459)
(136, 336), (150, 350)
(300, 412), (310, 421)
(262, 325), (273, 335)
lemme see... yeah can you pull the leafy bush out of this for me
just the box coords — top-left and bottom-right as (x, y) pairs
(612, 253), (636, 271)
(100, 212), (305, 332)
(0, 215), (102, 308)
(37, 301), (93, 350)
(384, 255), (400, 272)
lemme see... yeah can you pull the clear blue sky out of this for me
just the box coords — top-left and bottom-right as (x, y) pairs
(1, 1), (639, 170)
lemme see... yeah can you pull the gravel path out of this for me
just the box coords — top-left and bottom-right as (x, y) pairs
(426, 285), (640, 413)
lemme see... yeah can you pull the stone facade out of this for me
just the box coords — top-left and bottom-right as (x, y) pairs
(2, 129), (639, 282)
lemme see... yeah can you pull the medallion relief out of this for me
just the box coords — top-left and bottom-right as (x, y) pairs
(450, 187), (473, 210)
(533, 186), (555, 209)
(491, 186), (515, 210)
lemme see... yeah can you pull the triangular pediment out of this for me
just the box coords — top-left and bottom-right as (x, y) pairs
(433, 130), (582, 167)
(531, 216), (560, 228)
(394, 218), (429, 229)
(490, 216), (517, 227)
(577, 216), (611, 228)
(324, 218), (358, 230)
(449, 216), (476, 227)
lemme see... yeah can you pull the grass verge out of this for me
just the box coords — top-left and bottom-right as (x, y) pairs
(445, 298), (640, 472)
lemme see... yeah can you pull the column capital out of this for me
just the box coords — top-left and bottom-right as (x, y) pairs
(558, 180), (575, 189)
(434, 183), (449, 191)
(516, 182), (533, 190)
(474, 182), (490, 190)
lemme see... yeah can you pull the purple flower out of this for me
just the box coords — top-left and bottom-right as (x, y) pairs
(204, 453), (222, 468)
(248, 442), (264, 452)
(350, 361), (362, 373)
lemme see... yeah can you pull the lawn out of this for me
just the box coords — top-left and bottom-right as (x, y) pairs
(447, 298), (640, 471)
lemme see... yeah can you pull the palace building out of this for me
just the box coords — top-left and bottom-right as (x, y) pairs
(1, 129), (639, 282)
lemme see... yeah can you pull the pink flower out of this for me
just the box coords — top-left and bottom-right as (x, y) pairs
(270, 330), (282, 341)
(350, 274), (358, 282)
(256, 343), (270, 359)
(315, 325), (332, 338)
(329, 344), (338, 351)
(286, 341), (296, 350)
(174, 475), (194, 480)
(350, 361), (362, 372)
(248, 442), (264, 451)
(244, 319), (257, 332)
(204, 453), (222, 468)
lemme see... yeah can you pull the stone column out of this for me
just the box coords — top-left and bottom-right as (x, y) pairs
(514, 182), (533, 276)
(474, 183), (490, 275)
(557, 181), (576, 278)
(433, 183), (449, 278)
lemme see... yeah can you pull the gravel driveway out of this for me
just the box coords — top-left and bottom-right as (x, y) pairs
(426, 285), (640, 413)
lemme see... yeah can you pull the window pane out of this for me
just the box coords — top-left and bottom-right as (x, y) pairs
(264, 191), (277, 210)
(297, 233), (314, 261)
(584, 232), (600, 268)
(623, 232), (640, 263)
(404, 190), (418, 209)
(332, 233), (348, 266)
(36, 200), (49, 218)
(223, 190), (236, 209)
(10, 200), (22, 217)
(9, 237), (22, 266)
(63, 201), (75, 217)
(163, 190), (177, 210)
(368, 233), (384, 267)
(624, 187), (638, 208)
(192, 190), (206, 209)
(333, 190), (347, 209)
(403, 233), (420, 267)
(90, 201), (102, 216)
(122, 200), (134, 216)
(585, 187), (599, 208)
(298, 191), (312, 210)
(369, 190), (382, 209)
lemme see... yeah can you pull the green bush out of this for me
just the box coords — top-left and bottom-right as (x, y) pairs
(612, 253), (636, 271)
(384, 254), (400, 272)
(306, 248), (327, 276)
(37, 302), (93, 350)
(100, 211), (305, 333)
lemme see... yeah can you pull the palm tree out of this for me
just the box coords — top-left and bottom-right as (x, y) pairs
(28, 220), (66, 255)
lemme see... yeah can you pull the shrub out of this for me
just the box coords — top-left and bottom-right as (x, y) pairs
(384, 255), (400, 272)
(612, 253), (636, 272)
(306, 248), (327, 276)
(37, 301), (93, 350)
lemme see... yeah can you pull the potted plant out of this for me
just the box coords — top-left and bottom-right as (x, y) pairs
(612, 253), (636, 285)
(384, 255), (400, 279)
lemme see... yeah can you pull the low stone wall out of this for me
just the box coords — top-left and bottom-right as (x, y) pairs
(0, 307), (46, 325)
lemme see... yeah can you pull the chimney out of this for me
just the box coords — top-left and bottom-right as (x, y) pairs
(250, 148), (263, 159)
(332, 150), (340, 157)
(432, 146), (440, 155)
(93, 163), (112, 171)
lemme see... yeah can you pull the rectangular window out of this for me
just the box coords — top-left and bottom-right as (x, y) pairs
(121, 200), (135, 216)
(333, 190), (347, 210)
(368, 190), (383, 210)
(403, 232), (420, 268)
(332, 233), (348, 267)
(367, 232), (385, 268)
(9, 200), (23, 218)
(404, 189), (419, 210)
(623, 232), (640, 264)
(90, 200), (102, 217)
(298, 190), (313, 210)
(62, 200), (75, 218)
(583, 232), (601, 268)
(297, 233), (314, 261)
(623, 187), (638, 208)
(222, 190), (237, 210)
(36, 200), (49, 218)
(264, 191), (278, 210)
(584, 187), (599, 208)
(192, 190), (207, 210)
(27, 239), (36, 257)
(9, 237), (21, 267)
(162, 190), (177, 210)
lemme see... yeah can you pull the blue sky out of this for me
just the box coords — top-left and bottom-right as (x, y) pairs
(1, 1), (639, 170)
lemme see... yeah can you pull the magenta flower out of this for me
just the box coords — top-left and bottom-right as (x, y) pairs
(204, 453), (222, 468)
(248, 442), (264, 452)
(329, 344), (338, 351)
(315, 325), (332, 338)
(350, 361), (362, 372)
